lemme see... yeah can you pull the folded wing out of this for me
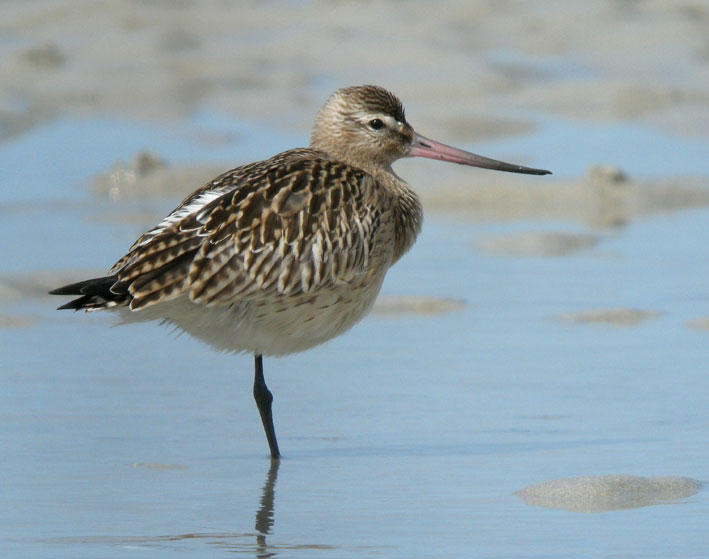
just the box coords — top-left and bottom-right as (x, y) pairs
(109, 149), (387, 311)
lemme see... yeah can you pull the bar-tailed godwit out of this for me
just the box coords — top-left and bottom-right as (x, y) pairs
(51, 85), (551, 459)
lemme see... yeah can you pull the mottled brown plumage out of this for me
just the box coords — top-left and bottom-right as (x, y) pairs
(113, 151), (390, 310)
(51, 85), (550, 458)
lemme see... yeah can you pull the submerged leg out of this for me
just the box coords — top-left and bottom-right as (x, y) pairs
(253, 354), (281, 460)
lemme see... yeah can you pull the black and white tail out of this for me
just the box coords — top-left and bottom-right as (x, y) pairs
(49, 276), (129, 311)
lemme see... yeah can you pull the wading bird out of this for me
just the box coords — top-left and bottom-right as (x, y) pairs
(51, 85), (551, 459)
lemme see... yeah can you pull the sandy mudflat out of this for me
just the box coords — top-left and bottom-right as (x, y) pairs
(2, 1), (708, 142)
(517, 475), (701, 513)
(372, 295), (466, 316)
(555, 308), (663, 327)
(475, 231), (601, 258)
(3, 0), (707, 234)
(89, 153), (709, 228)
(685, 317), (709, 331)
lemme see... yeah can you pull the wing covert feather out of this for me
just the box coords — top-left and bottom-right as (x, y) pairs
(108, 150), (389, 309)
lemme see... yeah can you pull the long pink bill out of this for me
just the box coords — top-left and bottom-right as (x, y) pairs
(408, 132), (551, 175)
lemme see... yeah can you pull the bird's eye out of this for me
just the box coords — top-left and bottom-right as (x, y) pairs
(368, 118), (384, 130)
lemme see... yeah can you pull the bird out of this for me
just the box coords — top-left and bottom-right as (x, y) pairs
(50, 85), (551, 459)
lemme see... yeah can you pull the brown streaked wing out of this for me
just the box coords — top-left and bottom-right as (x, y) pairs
(108, 154), (314, 308)
(107, 159), (288, 308)
(188, 156), (387, 305)
(107, 149), (387, 310)
(109, 163), (264, 272)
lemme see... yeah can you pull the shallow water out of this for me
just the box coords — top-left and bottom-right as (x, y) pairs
(3, 0), (709, 552)
(2, 110), (709, 558)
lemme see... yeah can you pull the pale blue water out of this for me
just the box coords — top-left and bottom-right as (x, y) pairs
(0, 114), (301, 205)
(478, 115), (709, 178)
(1, 113), (708, 558)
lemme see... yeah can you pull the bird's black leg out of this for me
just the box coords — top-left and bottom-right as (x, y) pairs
(253, 354), (281, 460)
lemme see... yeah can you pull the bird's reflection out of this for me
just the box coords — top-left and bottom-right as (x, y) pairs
(44, 457), (346, 556)
(254, 459), (280, 558)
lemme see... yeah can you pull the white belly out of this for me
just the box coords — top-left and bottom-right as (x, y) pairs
(117, 271), (387, 356)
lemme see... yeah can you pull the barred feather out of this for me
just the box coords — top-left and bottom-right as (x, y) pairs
(105, 151), (389, 311)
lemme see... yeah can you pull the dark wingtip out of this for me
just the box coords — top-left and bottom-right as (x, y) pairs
(49, 276), (125, 311)
(49, 287), (71, 296)
(56, 302), (79, 310)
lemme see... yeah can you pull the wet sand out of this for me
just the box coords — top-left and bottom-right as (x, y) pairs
(3, 1), (708, 142)
(516, 475), (701, 513)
